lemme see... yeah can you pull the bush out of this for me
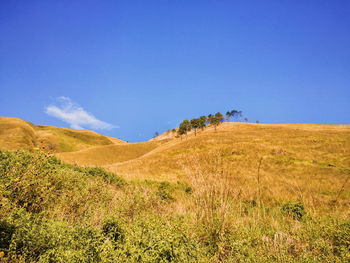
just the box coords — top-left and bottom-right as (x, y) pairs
(113, 215), (203, 262)
(83, 167), (126, 186)
(330, 221), (350, 259)
(156, 181), (175, 201)
(102, 218), (125, 243)
(281, 202), (306, 220)
(8, 214), (102, 263)
(0, 150), (122, 217)
(0, 220), (15, 254)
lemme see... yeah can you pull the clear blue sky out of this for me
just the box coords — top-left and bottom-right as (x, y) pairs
(1, 0), (349, 142)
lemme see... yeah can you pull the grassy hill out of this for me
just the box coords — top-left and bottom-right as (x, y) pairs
(56, 141), (162, 166)
(0, 117), (126, 153)
(0, 117), (349, 262)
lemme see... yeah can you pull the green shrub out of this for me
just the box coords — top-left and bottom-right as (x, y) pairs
(82, 167), (126, 186)
(8, 214), (102, 263)
(113, 215), (203, 262)
(329, 221), (350, 259)
(156, 181), (175, 201)
(0, 150), (122, 217)
(0, 220), (15, 254)
(281, 202), (306, 220)
(176, 181), (193, 194)
(102, 218), (125, 243)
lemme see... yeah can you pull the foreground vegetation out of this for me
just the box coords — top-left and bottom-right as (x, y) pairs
(0, 150), (349, 262)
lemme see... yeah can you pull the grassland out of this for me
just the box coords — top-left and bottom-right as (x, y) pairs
(0, 117), (349, 262)
(0, 117), (125, 153)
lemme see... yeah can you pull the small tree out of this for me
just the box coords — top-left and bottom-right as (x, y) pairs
(178, 120), (191, 139)
(230, 110), (242, 121)
(215, 112), (224, 123)
(225, 111), (232, 121)
(199, 116), (207, 130)
(208, 114), (220, 132)
(190, 118), (201, 136)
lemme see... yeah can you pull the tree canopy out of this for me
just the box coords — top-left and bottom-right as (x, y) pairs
(177, 109), (243, 137)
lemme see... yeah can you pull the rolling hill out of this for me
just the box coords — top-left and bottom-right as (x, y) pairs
(1, 117), (350, 262)
(1, 117), (349, 210)
(0, 116), (126, 153)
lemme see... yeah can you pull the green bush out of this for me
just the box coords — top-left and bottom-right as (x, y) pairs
(0, 220), (15, 254)
(82, 166), (126, 186)
(0, 150), (123, 217)
(329, 221), (350, 259)
(102, 218), (125, 243)
(8, 213), (102, 263)
(156, 181), (175, 201)
(281, 202), (306, 220)
(112, 215), (203, 262)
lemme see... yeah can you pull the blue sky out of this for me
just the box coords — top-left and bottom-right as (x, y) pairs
(0, 0), (349, 142)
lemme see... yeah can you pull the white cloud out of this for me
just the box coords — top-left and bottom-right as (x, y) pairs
(45, 96), (117, 130)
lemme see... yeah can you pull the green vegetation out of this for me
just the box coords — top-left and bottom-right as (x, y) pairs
(0, 150), (349, 262)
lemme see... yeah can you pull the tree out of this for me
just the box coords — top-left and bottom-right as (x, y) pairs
(244, 117), (248, 122)
(178, 120), (191, 139)
(208, 114), (220, 132)
(215, 112), (224, 123)
(190, 118), (201, 136)
(230, 110), (242, 121)
(199, 116), (207, 130)
(225, 111), (232, 121)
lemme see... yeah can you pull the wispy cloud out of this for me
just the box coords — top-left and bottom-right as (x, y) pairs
(45, 96), (117, 130)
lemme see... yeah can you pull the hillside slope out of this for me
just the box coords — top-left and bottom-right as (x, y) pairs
(0, 117), (126, 153)
(104, 123), (350, 212)
(1, 118), (349, 262)
(56, 141), (162, 166)
(107, 122), (350, 177)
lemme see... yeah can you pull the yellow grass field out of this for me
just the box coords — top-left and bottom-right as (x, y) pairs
(0, 116), (125, 152)
(1, 117), (349, 215)
(1, 117), (350, 262)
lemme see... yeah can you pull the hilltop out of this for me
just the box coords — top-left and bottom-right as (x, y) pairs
(0, 116), (126, 153)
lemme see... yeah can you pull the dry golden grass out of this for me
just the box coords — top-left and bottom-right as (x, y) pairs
(1, 117), (349, 216)
(56, 141), (161, 166)
(1, 119), (350, 261)
(0, 116), (125, 153)
(106, 122), (350, 216)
